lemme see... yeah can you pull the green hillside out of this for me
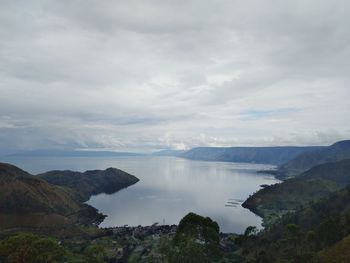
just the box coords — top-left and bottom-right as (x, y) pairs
(243, 159), (350, 225)
(277, 140), (350, 178)
(237, 185), (350, 262)
(0, 163), (81, 214)
(38, 167), (139, 202)
(316, 234), (350, 263)
(0, 162), (139, 238)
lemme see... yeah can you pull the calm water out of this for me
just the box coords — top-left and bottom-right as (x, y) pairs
(1, 156), (279, 233)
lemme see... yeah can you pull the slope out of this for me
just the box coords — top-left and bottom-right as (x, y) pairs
(238, 185), (350, 262)
(0, 162), (106, 235)
(180, 146), (323, 165)
(243, 159), (350, 225)
(277, 140), (350, 178)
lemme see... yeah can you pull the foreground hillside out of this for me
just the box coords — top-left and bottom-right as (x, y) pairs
(237, 185), (350, 262)
(2, 185), (350, 262)
(0, 163), (80, 214)
(317, 234), (350, 263)
(277, 140), (350, 178)
(0, 162), (139, 238)
(243, 159), (350, 225)
(179, 146), (323, 165)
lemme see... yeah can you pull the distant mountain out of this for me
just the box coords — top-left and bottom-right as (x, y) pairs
(0, 162), (139, 237)
(38, 168), (139, 202)
(151, 149), (186, 156)
(277, 140), (350, 178)
(4, 149), (144, 158)
(179, 146), (323, 165)
(243, 159), (350, 225)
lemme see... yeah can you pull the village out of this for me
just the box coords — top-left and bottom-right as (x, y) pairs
(85, 223), (237, 262)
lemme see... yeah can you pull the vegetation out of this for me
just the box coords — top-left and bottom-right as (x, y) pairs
(243, 159), (350, 225)
(0, 162), (80, 214)
(180, 146), (323, 165)
(1, 195), (350, 263)
(237, 185), (350, 262)
(0, 162), (104, 236)
(0, 162), (138, 238)
(277, 140), (350, 178)
(38, 167), (139, 202)
(316, 234), (350, 263)
(0, 233), (67, 263)
(160, 213), (222, 263)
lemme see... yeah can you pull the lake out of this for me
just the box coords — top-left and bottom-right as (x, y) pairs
(1, 156), (279, 233)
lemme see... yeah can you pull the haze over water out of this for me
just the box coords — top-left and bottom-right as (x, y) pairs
(3, 156), (279, 233)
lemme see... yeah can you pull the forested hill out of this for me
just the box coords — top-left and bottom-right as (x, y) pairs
(277, 140), (350, 178)
(179, 146), (323, 165)
(0, 162), (105, 236)
(38, 168), (139, 202)
(238, 185), (350, 262)
(243, 159), (350, 225)
(0, 162), (81, 215)
(0, 162), (139, 238)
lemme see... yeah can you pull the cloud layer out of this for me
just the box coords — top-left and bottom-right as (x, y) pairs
(1, 0), (350, 153)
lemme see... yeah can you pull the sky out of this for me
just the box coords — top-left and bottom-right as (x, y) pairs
(0, 0), (350, 154)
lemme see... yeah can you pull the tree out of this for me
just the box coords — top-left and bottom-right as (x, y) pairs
(0, 233), (66, 263)
(84, 244), (106, 263)
(244, 226), (258, 237)
(169, 213), (222, 262)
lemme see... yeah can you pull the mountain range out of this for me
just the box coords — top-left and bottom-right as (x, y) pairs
(177, 146), (324, 165)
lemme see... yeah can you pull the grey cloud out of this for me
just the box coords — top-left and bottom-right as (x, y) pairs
(0, 0), (349, 153)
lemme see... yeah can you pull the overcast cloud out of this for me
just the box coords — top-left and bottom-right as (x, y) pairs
(0, 0), (350, 153)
